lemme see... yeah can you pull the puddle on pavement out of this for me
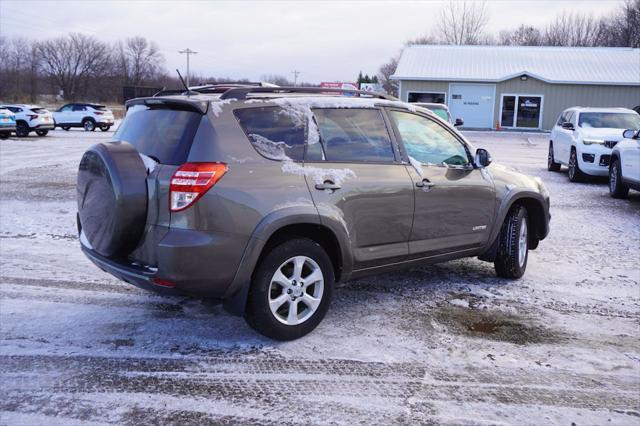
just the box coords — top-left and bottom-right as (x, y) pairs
(434, 305), (560, 345)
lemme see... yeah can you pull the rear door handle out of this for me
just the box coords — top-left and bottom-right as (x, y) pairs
(415, 179), (435, 188)
(315, 180), (341, 191)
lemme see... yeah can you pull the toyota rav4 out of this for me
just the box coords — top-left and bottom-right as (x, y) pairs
(77, 86), (550, 340)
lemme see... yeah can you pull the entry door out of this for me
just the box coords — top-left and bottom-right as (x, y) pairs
(388, 110), (495, 255)
(448, 84), (495, 129)
(306, 108), (414, 268)
(500, 95), (543, 129)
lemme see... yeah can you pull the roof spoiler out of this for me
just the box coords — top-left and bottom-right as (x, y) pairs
(219, 86), (397, 101)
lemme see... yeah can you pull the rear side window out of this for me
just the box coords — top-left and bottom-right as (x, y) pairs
(91, 105), (107, 111)
(114, 104), (202, 165)
(311, 108), (394, 162)
(72, 105), (86, 112)
(234, 107), (305, 161)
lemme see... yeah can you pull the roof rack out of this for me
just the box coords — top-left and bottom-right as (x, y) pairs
(153, 82), (279, 97)
(219, 86), (397, 101)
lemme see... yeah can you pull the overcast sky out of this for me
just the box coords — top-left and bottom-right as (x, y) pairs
(0, 0), (623, 83)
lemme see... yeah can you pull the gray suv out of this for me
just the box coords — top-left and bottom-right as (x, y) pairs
(77, 86), (550, 340)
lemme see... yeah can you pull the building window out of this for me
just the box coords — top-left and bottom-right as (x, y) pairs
(500, 94), (543, 129)
(408, 92), (446, 104)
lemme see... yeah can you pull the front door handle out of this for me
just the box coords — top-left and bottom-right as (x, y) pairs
(315, 180), (341, 191)
(415, 179), (435, 189)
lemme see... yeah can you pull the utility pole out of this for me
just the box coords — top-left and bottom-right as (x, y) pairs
(179, 48), (198, 87)
(291, 70), (301, 86)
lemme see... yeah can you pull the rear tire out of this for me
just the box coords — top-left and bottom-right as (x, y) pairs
(245, 238), (334, 340)
(35, 130), (49, 136)
(16, 121), (30, 137)
(83, 119), (96, 132)
(609, 158), (629, 199)
(494, 205), (529, 279)
(0, 131), (9, 140)
(99, 125), (111, 132)
(547, 141), (561, 171)
(568, 147), (587, 182)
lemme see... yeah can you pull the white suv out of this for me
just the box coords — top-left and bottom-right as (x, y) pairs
(609, 128), (640, 198)
(0, 104), (55, 137)
(53, 103), (115, 132)
(548, 107), (640, 182)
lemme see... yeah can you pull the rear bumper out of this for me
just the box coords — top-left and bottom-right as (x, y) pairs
(80, 226), (247, 299)
(0, 124), (16, 132)
(32, 123), (55, 130)
(81, 244), (180, 295)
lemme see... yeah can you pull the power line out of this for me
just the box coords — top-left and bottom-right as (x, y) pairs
(178, 48), (198, 87)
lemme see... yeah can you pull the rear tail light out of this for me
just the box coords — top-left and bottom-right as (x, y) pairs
(94, 112), (104, 115)
(170, 162), (227, 212)
(28, 114), (38, 121)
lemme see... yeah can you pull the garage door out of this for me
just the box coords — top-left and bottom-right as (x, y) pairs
(448, 84), (495, 129)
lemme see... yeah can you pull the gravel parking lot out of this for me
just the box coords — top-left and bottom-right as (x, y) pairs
(1, 128), (638, 425)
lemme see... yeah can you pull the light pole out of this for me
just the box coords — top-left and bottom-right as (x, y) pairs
(179, 48), (198, 87)
(291, 70), (301, 86)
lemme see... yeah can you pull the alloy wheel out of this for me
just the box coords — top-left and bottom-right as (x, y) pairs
(518, 219), (528, 268)
(268, 256), (324, 326)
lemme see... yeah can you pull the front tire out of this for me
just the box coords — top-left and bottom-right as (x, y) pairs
(547, 141), (561, 171)
(609, 158), (629, 199)
(494, 205), (529, 279)
(245, 238), (334, 340)
(61, 126), (71, 131)
(82, 119), (96, 132)
(35, 130), (49, 136)
(568, 147), (587, 182)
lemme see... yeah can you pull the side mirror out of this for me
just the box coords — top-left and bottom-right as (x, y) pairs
(561, 122), (575, 131)
(454, 118), (464, 127)
(475, 148), (492, 168)
(622, 129), (639, 139)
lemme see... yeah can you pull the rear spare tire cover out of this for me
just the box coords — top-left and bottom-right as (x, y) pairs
(77, 141), (148, 257)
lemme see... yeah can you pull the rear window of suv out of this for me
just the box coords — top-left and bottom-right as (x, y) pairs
(114, 104), (201, 165)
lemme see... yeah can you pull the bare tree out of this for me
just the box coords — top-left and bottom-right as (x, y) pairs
(543, 12), (603, 46)
(377, 55), (399, 96)
(598, 0), (640, 47)
(37, 33), (111, 100)
(438, 0), (489, 45)
(115, 36), (164, 86)
(499, 25), (542, 46)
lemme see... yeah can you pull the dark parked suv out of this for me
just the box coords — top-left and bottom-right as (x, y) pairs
(77, 86), (550, 340)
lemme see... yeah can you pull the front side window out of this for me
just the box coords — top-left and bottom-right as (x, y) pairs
(578, 112), (640, 129)
(390, 110), (470, 166)
(311, 108), (394, 162)
(234, 106), (306, 161)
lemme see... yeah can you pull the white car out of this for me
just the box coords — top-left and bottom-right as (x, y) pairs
(53, 103), (115, 132)
(0, 104), (55, 137)
(548, 107), (640, 182)
(414, 102), (464, 127)
(609, 128), (640, 198)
